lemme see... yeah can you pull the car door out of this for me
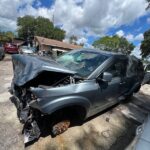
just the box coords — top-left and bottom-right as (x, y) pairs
(93, 58), (128, 112)
(114, 58), (130, 95)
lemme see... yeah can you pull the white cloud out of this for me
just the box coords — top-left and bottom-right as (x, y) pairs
(147, 17), (150, 24)
(53, 0), (147, 46)
(56, 0), (145, 34)
(126, 34), (134, 41)
(131, 44), (141, 58)
(84, 42), (94, 48)
(19, 5), (54, 19)
(126, 33), (143, 42)
(0, 0), (34, 31)
(0, 0), (148, 40)
(116, 30), (125, 37)
(115, 31), (144, 42)
(76, 37), (87, 45)
(134, 33), (144, 41)
(0, 18), (17, 31)
(54, 0), (147, 38)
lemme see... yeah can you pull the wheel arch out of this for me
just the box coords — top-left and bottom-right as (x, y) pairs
(49, 105), (88, 122)
(39, 96), (91, 120)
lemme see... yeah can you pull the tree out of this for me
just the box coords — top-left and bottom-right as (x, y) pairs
(17, 15), (65, 41)
(53, 27), (66, 41)
(69, 35), (84, 46)
(5, 31), (14, 40)
(69, 35), (78, 44)
(0, 31), (14, 44)
(92, 35), (135, 55)
(140, 29), (150, 58)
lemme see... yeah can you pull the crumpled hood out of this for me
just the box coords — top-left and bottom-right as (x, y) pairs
(12, 54), (76, 86)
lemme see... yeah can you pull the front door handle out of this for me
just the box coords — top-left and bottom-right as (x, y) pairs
(120, 82), (126, 85)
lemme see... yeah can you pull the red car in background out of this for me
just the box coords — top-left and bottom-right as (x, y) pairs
(4, 43), (19, 53)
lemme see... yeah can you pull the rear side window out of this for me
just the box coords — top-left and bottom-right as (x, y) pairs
(105, 59), (127, 78)
(126, 56), (144, 79)
(146, 65), (150, 71)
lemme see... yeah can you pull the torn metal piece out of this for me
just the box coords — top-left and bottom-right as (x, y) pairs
(19, 107), (29, 123)
(23, 120), (40, 144)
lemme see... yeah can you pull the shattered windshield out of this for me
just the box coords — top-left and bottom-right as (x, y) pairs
(57, 50), (109, 77)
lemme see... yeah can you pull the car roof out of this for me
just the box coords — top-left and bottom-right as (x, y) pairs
(72, 48), (126, 57)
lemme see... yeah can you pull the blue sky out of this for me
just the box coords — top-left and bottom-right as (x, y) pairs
(32, 0), (150, 48)
(0, 0), (150, 57)
(86, 13), (150, 47)
(33, 0), (55, 8)
(108, 14), (150, 45)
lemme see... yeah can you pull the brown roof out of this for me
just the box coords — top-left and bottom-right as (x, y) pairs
(35, 36), (82, 50)
(12, 39), (25, 46)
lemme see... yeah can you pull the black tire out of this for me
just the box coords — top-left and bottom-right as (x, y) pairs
(134, 85), (141, 93)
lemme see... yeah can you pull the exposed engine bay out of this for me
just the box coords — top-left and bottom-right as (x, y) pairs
(10, 54), (84, 145)
(11, 73), (83, 145)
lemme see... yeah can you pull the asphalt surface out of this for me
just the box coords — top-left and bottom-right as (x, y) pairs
(0, 54), (150, 150)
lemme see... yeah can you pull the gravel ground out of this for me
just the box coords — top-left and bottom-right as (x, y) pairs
(0, 54), (150, 150)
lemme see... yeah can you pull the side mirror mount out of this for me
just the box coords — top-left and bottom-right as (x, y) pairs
(96, 72), (113, 83)
(103, 72), (112, 82)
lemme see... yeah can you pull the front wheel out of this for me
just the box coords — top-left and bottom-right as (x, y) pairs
(51, 111), (71, 137)
(51, 119), (71, 136)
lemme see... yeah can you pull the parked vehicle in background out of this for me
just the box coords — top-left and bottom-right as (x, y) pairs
(4, 43), (19, 53)
(0, 47), (5, 60)
(19, 46), (37, 55)
(10, 49), (144, 145)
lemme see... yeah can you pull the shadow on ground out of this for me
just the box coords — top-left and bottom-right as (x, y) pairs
(29, 96), (148, 150)
(42, 112), (137, 150)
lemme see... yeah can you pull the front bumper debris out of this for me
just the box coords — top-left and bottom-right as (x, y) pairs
(10, 96), (41, 145)
(23, 119), (41, 144)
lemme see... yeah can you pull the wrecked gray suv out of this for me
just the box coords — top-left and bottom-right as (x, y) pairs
(10, 49), (144, 144)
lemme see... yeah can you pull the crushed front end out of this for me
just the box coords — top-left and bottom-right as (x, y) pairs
(10, 54), (81, 145)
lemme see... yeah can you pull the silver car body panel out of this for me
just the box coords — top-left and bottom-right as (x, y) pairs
(135, 115), (150, 150)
